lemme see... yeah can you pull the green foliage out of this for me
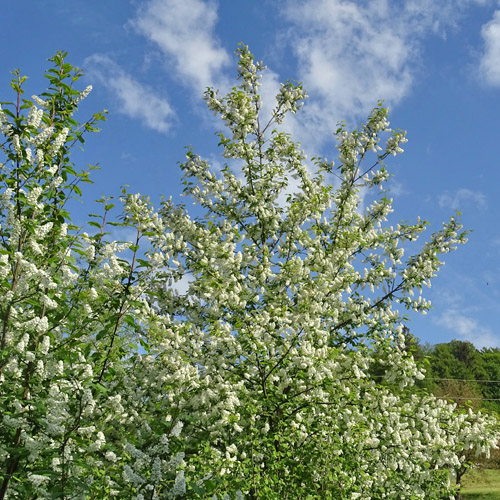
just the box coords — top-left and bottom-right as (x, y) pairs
(0, 47), (498, 500)
(423, 341), (500, 415)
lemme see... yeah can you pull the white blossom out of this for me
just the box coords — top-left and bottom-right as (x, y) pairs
(32, 94), (48, 108)
(73, 85), (92, 104)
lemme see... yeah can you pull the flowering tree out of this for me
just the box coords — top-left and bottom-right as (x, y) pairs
(138, 46), (498, 499)
(0, 47), (498, 500)
(0, 54), (186, 499)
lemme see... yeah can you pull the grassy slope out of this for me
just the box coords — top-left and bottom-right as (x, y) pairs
(460, 469), (500, 499)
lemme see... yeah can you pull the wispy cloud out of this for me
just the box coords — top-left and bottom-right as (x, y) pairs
(280, 0), (494, 146)
(172, 272), (194, 295)
(130, 0), (230, 92)
(84, 54), (175, 134)
(437, 309), (499, 348)
(102, 0), (496, 154)
(283, 0), (413, 130)
(479, 8), (500, 85)
(437, 188), (487, 210)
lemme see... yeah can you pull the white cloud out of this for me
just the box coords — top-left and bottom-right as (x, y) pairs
(131, 0), (230, 92)
(172, 272), (194, 295)
(281, 0), (494, 145)
(437, 309), (499, 348)
(84, 54), (175, 133)
(437, 188), (487, 210)
(284, 0), (413, 127)
(479, 8), (500, 85)
(400, 0), (493, 35)
(387, 179), (407, 197)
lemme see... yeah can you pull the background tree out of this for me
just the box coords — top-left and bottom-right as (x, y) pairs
(425, 341), (500, 415)
(477, 348), (500, 415)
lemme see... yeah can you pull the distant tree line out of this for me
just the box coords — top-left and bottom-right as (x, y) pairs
(412, 337), (500, 415)
(412, 334), (500, 470)
(370, 331), (500, 475)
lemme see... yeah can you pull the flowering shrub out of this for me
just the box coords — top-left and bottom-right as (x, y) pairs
(0, 53), (187, 500)
(0, 47), (498, 499)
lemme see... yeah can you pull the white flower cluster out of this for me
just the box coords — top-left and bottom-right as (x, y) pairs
(12, 134), (21, 154)
(32, 94), (48, 108)
(72, 84), (92, 105)
(29, 125), (54, 147)
(49, 127), (69, 155)
(0, 104), (13, 136)
(27, 105), (44, 128)
(273, 81), (307, 124)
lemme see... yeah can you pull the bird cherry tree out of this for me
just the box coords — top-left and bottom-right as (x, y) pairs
(136, 46), (498, 499)
(0, 47), (497, 500)
(0, 53), (187, 499)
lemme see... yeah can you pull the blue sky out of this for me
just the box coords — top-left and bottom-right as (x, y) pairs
(3, 0), (500, 349)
